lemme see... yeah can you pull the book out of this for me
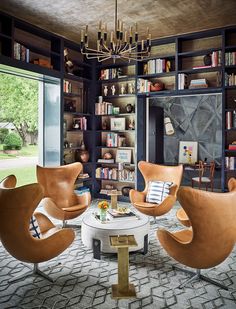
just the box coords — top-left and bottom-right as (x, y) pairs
(108, 209), (137, 218)
(97, 159), (115, 163)
(192, 65), (212, 69)
(228, 144), (236, 150)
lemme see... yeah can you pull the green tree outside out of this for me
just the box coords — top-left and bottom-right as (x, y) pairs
(0, 73), (38, 146)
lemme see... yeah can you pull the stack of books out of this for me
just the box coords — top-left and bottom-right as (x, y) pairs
(189, 79), (208, 89)
(108, 209), (138, 220)
(78, 173), (90, 179)
(178, 73), (188, 90)
(14, 42), (30, 62)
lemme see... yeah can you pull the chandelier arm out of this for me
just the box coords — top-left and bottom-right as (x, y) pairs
(100, 42), (111, 53)
(85, 54), (111, 59)
(82, 47), (109, 55)
(98, 56), (114, 62)
(119, 55), (148, 61)
(119, 44), (138, 54)
(122, 50), (151, 56)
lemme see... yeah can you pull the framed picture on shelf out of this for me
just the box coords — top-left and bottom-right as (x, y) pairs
(178, 141), (198, 164)
(110, 117), (126, 131)
(116, 149), (131, 163)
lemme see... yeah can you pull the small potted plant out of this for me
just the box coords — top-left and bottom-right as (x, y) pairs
(98, 200), (109, 222)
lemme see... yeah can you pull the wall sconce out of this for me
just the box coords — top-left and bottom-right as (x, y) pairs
(164, 117), (175, 135)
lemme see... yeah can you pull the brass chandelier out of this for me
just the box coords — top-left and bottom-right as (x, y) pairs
(80, 0), (152, 62)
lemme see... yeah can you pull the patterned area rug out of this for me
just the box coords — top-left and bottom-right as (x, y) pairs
(0, 202), (236, 309)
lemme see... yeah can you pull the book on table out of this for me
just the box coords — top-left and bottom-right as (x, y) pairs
(108, 209), (138, 219)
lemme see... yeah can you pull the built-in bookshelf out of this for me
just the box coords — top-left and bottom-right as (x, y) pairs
(94, 61), (136, 200)
(63, 41), (93, 191)
(223, 29), (236, 188)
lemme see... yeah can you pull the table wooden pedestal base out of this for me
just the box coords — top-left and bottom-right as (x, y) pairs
(112, 283), (136, 299)
(110, 235), (137, 299)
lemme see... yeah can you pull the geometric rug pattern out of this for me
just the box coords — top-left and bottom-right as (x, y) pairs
(0, 202), (236, 309)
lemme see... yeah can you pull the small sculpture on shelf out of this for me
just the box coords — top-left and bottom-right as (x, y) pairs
(103, 85), (108, 96)
(128, 82), (135, 94)
(64, 48), (74, 74)
(111, 85), (116, 95)
(73, 118), (80, 129)
(128, 119), (135, 130)
(150, 81), (164, 92)
(120, 84), (126, 95)
(102, 119), (108, 130)
(75, 140), (89, 163)
(64, 140), (69, 149)
(125, 103), (134, 113)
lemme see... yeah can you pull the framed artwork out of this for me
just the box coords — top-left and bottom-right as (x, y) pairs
(110, 117), (126, 131)
(178, 141), (198, 164)
(116, 149), (132, 163)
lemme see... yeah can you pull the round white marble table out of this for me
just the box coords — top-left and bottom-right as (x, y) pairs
(81, 210), (150, 259)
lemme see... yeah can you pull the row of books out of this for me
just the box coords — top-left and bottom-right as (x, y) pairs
(178, 73), (188, 90)
(106, 133), (118, 147)
(74, 186), (90, 195)
(143, 59), (172, 74)
(228, 144), (236, 150)
(95, 102), (114, 115)
(14, 42), (30, 62)
(225, 157), (236, 170)
(225, 52), (236, 66)
(137, 78), (151, 93)
(226, 111), (236, 129)
(96, 167), (118, 180)
(119, 168), (135, 182)
(95, 167), (135, 182)
(188, 78), (208, 89)
(100, 68), (125, 80)
(225, 73), (236, 86)
(64, 80), (73, 93)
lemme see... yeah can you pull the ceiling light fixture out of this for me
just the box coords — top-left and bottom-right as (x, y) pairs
(80, 0), (152, 62)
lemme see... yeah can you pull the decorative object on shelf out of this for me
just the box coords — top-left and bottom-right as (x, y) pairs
(113, 107), (120, 114)
(164, 117), (175, 135)
(125, 103), (134, 113)
(121, 186), (133, 197)
(102, 119), (108, 130)
(150, 81), (164, 92)
(80, 0), (151, 62)
(98, 96), (103, 103)
(110, 117), (126, 130)
(128, 82), (135, 94)
(103, 152), (113, 160)
(63, 120), (67, 138)
(64, 99), (76, 112)
(120, 84), (126, 95)
(111, 85), (116, 95)
(98, 200), (109, 222)
(73, 118), (80, 129)
(76, 140), (89, 163)
(128, 119), (135, 130)
(203, 54), (212, 66)
(64, 140), (69, 149)
(69, 143), (74, 148)
(103, 85), (108, 96)
(63, 151), (74, 165)
(116, 149), (132, 163)
(64, 48), (74, 73)
(118, 135), (126, 147)
(178, 141), (198, 164)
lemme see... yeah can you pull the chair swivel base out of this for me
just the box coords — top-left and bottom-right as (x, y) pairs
(112, 283), (136, 299)
(9, 263), (54, 283)
(173, 265), (228, 290)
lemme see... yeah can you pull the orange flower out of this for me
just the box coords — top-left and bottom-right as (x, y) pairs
(98, 200), (109, 210)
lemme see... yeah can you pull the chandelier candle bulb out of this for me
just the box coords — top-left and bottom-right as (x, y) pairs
(142, 40), (144, 51)
(81, 29), (84, 42)
(124, 31), (127, 43)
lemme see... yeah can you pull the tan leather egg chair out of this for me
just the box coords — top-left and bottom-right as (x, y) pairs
(0, 174), (17, 188)
(177, 177), (236, 227)
(130, 161), (183, 218)
(0, 179), (75, 283)
(157, 185), (236, 290)
(37, 162), (91, 227)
